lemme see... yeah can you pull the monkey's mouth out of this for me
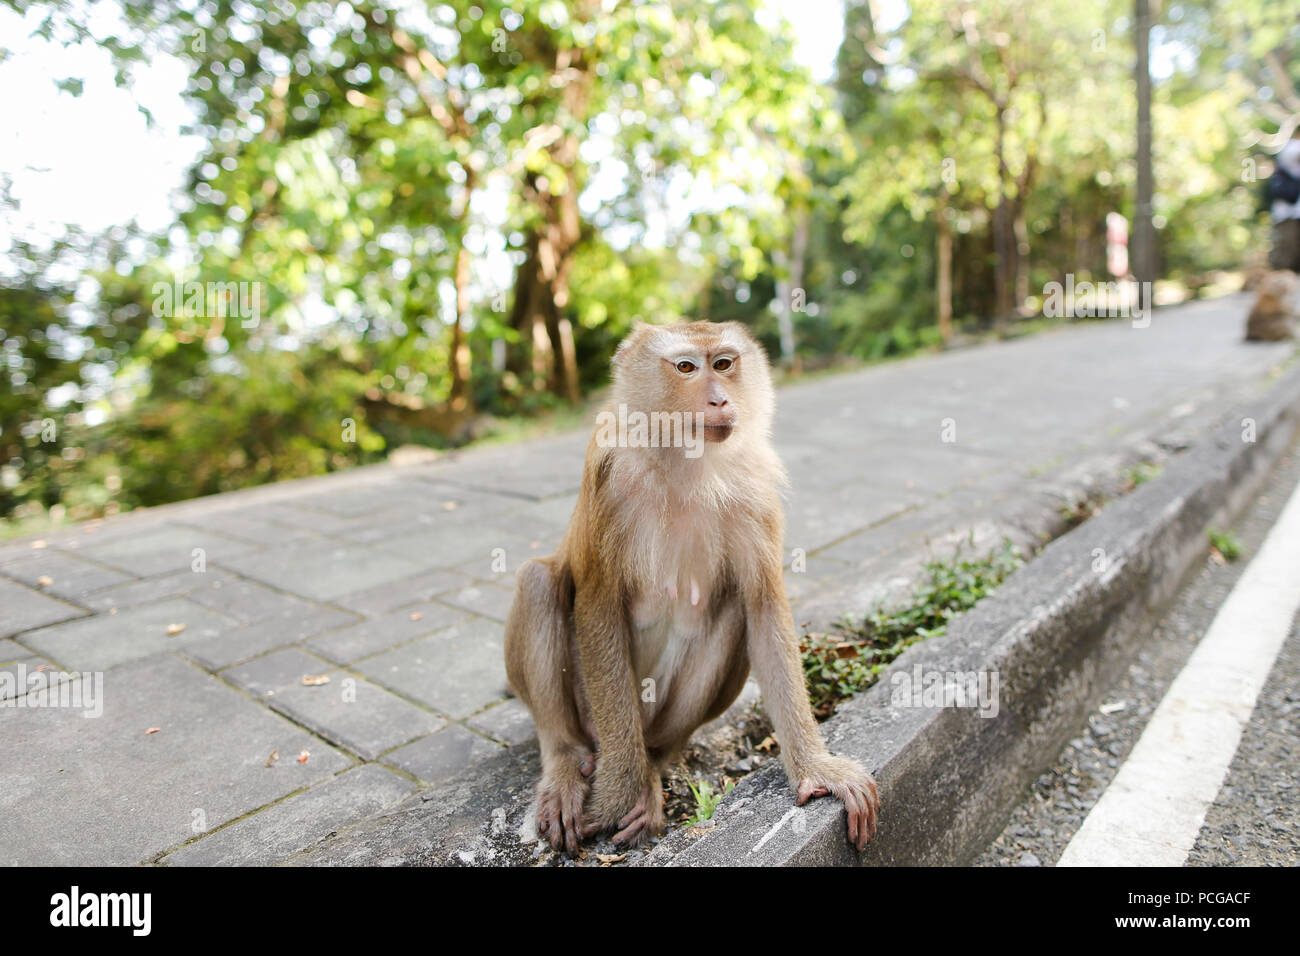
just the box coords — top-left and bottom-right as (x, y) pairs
(702, 423), (734, 442)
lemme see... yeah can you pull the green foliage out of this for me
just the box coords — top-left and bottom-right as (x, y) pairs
(801, 539), (1023, 718)
(1209, 529), (1242, 563)
(682, 777), (735, 826)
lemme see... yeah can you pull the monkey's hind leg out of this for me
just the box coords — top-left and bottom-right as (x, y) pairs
(504, 557), (594, 855)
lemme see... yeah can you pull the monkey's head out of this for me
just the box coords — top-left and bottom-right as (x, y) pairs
(611, 320), (775, 447)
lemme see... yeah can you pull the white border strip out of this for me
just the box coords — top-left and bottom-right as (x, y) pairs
(1058, 471), (1300, 866)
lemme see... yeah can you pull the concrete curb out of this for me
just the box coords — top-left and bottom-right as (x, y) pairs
(642, 362), (1300, 866)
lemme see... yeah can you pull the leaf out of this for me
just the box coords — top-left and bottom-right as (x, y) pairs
(297, 749), (310, 764)
(265, 748), (279, 767)
(37, 575), (54, 587)
(166, 623), (186, 635)
(145, 727), (161, 734)
(301, 674), (331, 686)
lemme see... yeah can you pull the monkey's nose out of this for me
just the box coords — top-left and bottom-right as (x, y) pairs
(709, 397), (728, 407)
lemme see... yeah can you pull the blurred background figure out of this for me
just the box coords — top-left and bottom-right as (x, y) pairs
(1267, 134), (1300, 274)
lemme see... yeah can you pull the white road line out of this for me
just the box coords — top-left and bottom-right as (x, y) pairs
(1058, 472), (1300, 867)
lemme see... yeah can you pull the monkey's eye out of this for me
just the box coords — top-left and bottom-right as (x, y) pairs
(712, 357), (733, 372)
(675, 360), (697, 374)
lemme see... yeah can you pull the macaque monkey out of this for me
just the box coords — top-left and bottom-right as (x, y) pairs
(1245, 270), (1297, 341)
(505, 320), (879, 854)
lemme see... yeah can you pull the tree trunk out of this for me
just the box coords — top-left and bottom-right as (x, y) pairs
(992, 104), (1013, 330)
(507, 43), (590, 403)
(449, 240), (473, 409)
(936, 190), (954, 343)
(1133, 0), (1156, 312)
(1013, 206), (1030, 314)
(776, 208), (809, 371)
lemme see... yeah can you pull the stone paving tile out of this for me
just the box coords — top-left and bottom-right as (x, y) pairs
(0, 549), (134, 602)
(467, 698), (536, 747)
(0, 654), (351, 865)
(19, 598), (239, 671)
(0, 576), (86, 638)
(375, 523), (522, 572)
(354, 617), (507, 720)
(380, 725), (502, 785)
(179, 605), (361, 672)
(171, 514), (323, 548)
(305, 602), (470, 665)
(332, 568), (476, 616)
(185, 575), (329, 624)
(453, 534), (554, 583)
(220, 647), (334, 699)
(217, 542), (427, 601)
(226, 502), (363, 535)
(79, 568), (236, 612)
(435, 583), (515, 623)
(265, 668), (445, 760)
(0, 654), (64, 701)
(73, 524), (258, 577)
(161, 764), (416, 866)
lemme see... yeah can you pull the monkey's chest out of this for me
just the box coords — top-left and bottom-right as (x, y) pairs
(625, 525), (723, 690)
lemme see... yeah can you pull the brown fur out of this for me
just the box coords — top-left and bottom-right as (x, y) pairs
(1246, 270), (1297, 341)
(504, 320), (879, 854)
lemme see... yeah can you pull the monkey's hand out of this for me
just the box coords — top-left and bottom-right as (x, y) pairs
(583, 771), (665, 847)
(794, 753), (879, 851)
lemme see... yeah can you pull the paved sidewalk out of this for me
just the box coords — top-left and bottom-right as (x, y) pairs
(0, 293), (1292, 865)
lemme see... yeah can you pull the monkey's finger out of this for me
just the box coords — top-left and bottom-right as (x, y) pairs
(611, 813), (647, 846)
(845, 798), (860, 848)
(578, 753), (597, 778)
(795, 781), (830, 805)
(617, 801), (647, 830)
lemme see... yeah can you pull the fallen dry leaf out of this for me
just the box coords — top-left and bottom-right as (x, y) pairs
(297, 749), (310, 764)
(409, 611), (423, 621)
(594, 853), (627, 866)
(166, 623), (186, 636)
(32, 540), (47, 549)
(756, 736), (777, 753)
(265, 748), (279, 767)
(35, 664), (50, 672)
(441, 500), (459, 511)
(301, 674), (330, 686)
(145, 727), (161, 735)
(37, 575), (54, 587)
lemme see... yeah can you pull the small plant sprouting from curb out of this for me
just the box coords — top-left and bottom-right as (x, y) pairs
(1208, 529), (1242, 563)
(682, 778), (735, 826)
(800, 538), (1023, 720)
(1123, 461), (1163, 490)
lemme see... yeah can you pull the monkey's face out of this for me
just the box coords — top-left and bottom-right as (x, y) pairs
(612, 321), (775, 450)
(664, 345), (740, 442)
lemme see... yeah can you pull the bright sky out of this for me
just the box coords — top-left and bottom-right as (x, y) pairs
(0, 1), (846, 256)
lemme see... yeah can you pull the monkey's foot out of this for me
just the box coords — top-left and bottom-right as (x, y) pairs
(583, 779), (665, 847)
(795, 754), (880, 851)
(536, 775), (589, 856)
